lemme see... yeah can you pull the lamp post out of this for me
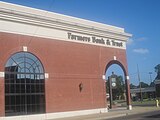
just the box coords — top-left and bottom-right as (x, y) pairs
(108, 72), (117, 109)
(137, 64), (142, 102)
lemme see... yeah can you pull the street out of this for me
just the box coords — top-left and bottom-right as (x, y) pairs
(108, 110), (160, 120)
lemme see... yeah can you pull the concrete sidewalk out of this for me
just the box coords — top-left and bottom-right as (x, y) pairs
(52, 106), (160, 120)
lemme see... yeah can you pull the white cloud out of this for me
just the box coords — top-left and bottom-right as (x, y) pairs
(127, 37), (147, 46)
(136, 37), (147, 41)
(133, 48), (149, 54)
(127, 38), (134, 45)
(127, 37), (148, 46)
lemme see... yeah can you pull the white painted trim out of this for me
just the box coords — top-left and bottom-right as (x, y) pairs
(102, 75), (106, 80)
(0, 72), (4, 78)
(45, 73), (49, 79)
(1, 20), (127, 49)
(0, 2), (132, 44)
(46, 108), (108, 119)
(114, 56), (117, 60)
(126, 76), (130, 80)
(0, 1), (127, 34)
(0, 108), (108, 120)
(0, 114), (46, 120)
(128, 105), (132, 110)
(23, 46), (27, 52)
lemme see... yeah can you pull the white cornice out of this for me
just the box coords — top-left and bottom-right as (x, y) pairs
(0, 1), (132, 41)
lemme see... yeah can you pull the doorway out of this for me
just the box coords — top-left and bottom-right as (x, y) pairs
(104, 60), (131, 109)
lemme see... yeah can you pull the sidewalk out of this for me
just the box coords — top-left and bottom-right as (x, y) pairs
(52, 106), (160, 120)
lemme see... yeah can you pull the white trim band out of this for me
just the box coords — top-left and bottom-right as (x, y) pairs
(128, 105), (132, 110)
(102, 75), (106, 80)
(0, 20), (127, 49)
(0, 108), (108, 120)
(0, 2), (132, 50)
(45, 73), (49, 79)
(126, 76), (129, 80)
(0, 72), (4, 78)
(114, 56), (117, 60)
(23, 46), (28, 52)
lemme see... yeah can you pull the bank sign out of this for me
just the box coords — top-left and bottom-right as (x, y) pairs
(67, 32), (126, 49)
(1, 19), (126, 49)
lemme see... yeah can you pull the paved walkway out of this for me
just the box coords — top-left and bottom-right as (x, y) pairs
(52, 106), (160, 120)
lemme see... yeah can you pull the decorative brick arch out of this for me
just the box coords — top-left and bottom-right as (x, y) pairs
(105, 60), (127, 76)
(104, 60), (132, 110)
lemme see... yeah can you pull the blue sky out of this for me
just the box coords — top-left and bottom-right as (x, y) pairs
(1, 0), (160, 85)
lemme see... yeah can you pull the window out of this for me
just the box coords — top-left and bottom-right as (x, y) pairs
(5, 52), (45, 116)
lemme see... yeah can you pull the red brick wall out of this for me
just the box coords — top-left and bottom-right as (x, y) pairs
(0, 32), (127, 115)
(0, 78), (4, 116)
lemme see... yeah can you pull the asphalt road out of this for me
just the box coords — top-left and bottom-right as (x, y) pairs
(107, 110), (160, 120)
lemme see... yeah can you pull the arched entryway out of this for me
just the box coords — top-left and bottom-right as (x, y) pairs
(105, 60), (131, 110)
(5, 52), (46, 116)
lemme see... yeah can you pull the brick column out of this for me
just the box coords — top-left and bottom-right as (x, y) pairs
(125, 75), (132, 110)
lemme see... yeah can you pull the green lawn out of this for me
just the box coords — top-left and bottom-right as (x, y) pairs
(109, 99), (157, 107)
(132, 99), (156, 105)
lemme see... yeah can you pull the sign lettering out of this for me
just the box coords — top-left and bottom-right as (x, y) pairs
(67, 32), (124, 48)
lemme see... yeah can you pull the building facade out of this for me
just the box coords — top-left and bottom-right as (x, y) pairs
(155, 80), (160, 97)
(0, 2), (132, 119)
(130, 87), (156, 101)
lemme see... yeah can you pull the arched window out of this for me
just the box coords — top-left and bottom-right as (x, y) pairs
(5, 52), (45, 116)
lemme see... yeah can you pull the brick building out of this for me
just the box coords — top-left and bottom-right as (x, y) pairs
(0, 2), (132, 119)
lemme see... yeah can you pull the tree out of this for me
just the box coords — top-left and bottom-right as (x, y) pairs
(112, 75), (125, 100)
(130, 83), (137, 89)
(150, 82), (155, 87)
(155, 64), (160, 80)
(106, 75), (125, 100)
(138, 82), (149, 88)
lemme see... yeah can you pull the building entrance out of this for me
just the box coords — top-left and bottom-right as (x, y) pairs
(105, 60), (131, 110)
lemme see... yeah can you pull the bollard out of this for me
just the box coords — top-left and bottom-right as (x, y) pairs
(156, 99), (159, 107)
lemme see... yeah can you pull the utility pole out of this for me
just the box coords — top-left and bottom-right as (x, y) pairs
(149, 72), (152, 84)
(149, 72), (153, 98)
(137, 64), (142, 102)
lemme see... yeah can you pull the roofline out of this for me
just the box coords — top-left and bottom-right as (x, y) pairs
(0, 1), (132, 41)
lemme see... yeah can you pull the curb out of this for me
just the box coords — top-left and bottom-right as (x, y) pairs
(54, 106), (160, 120)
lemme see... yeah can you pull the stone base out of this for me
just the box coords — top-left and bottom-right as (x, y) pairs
(127, 105), (132, 110)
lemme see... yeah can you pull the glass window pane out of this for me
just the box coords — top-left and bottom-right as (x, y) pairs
(5, 52), (45, 116)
